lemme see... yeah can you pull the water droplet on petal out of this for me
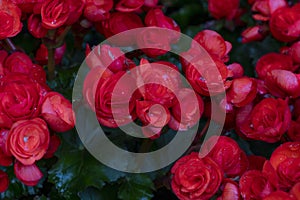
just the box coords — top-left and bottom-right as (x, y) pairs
(199, 77), (206, 82)
(289, 143), (300, 150)
(24, 136), (29, 143)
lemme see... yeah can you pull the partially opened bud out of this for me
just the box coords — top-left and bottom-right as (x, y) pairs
(227, 63), (244, 78)
(145, 8), (181, 43)
(241, 25), (268, 43)
(28, 14), (48, 38)
(218, 179), (240, 200)
(41, 0), (70, 29)
(14, 161), (43, 186)
(265, 70), (300, 98)
(270, 4), (300, 42)
(255, 53), (294, 79)
(41, 92), (75, 132)
(115, 0), (144, 12)
(251, 0), (287, 21)
(193, 30), (232, 62)
(95, 44), (134, 73)
(227, 77), (257, 107)
(252, 0), (271, 21)
(35, 43), (66, 65)
(65, 0), (85, 25)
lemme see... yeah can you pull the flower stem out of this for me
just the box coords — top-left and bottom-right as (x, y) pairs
(47, 47), (55, 80)
(192, 119), (210, 145)
(44, 29), (57, 81)
(5, 38), (17, 52)
(185, 120), (210, 155)
(55, 26), (71, 45)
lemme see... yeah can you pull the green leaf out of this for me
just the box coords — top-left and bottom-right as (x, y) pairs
(49, 67), (79, 100)
(48, 133), (125, 199)
(12, 32), (40, 57)
(229, 131), (253, 156)
(249, 141), (281, 159)
(1, 177), (39, 199)
(78, 185), (119, 200)
(230, 36), (283, 77)
(118, 174), (155, 200)
(171, 4), (205, 30)
(1, 166), (42, 199)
